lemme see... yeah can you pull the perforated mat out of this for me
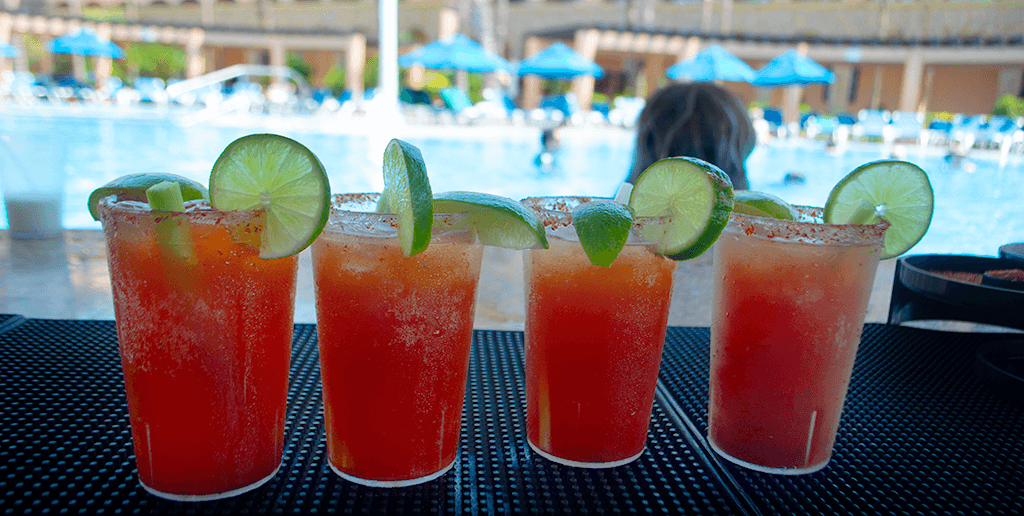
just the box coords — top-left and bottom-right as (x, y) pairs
(0, 318), (738, 515)
(1, 319), (1021, 514)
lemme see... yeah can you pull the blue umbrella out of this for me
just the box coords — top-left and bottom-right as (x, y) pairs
(516, 42), (603, 79)
(46, 27), (124, 59)
(398, 33), (510, 73)
(665, 45), (756, 83)
(0, 41), (18, 58)
(752, 49), (835, 87)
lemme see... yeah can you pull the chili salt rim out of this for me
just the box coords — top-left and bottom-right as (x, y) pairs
(325, 192), (471, 241)
(726, 206), (889, 248)
(519, 195), (668, 245)
(96, 196), (261, 227)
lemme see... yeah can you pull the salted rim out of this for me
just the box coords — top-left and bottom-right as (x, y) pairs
(519, 195), (668, 246)
(323, 192), (472, 243)
(726, 205), (889, 248)
(96, 196), (259, 227)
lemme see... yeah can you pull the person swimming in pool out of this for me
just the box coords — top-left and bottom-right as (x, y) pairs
(535, 124), (563, 171)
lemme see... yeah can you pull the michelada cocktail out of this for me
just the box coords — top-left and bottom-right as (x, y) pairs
(312, 139), (549, 486)
(708, 161), (934, 474)
(521, 156), (736, 467)
(522, 197), (676, 466)
(91, 134), (332, 499)
(313, 193), (483, 487)
(100, 198), (297, 498)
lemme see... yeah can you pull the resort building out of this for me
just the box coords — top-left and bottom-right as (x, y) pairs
(2, 0), (1023, 119)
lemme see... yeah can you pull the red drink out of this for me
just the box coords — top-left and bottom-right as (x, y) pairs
(313, 193), (483, 486)
(522, 197), (676, 467)
(708, 209), (886, 474)
(99, 198), (297, 500)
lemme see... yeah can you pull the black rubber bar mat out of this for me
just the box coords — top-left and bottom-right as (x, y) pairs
(0, 319), (740, 515)
(657, 324), (1024, 515)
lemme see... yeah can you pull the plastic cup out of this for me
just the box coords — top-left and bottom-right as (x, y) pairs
(98, 197), (297, 500)
(708, 208), (887, 474)
(312, 193), (483, 487)
(521, 196), (676, 467)
(0, 131), (68, 239)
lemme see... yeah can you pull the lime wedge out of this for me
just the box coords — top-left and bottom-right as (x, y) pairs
(824, 159), (934, 259)
(627, 156), (734, 259)
(88, 173), (208, 221)
(571, 201), (633, 267)
(434, 191), (549, 249)
(380, 139), (434, 257)
(733, 190), (798, 220)
(209, 133), (331, 259)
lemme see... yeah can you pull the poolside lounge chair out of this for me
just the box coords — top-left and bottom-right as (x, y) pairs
(399, 88), (432, 106)
(439, 87), (481, 123)
(948, 113), (987, 149)
(762, 108), (784, 131)
(804, 115), (841, 140)
(1, 71), (39, 104)
(852, 109), (891, 140)
(977, 115), (1024, 152)
(920, 120), (953, 147)
(607, 96), (645, 128)
(474, 88), (524, 123)
(885, 111), (925, 144)
(134, 77), (169, 104)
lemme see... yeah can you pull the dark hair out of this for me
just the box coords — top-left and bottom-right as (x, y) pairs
(628, 82), (755, 190)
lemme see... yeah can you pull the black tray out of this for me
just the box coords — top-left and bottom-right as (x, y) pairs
(888, 254), (1024, 330)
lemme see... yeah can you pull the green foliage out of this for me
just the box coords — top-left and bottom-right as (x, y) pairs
(364, 55), (380, 90)
(82, 7), (128, 23)
(324, 66), (347, 95)
(20, 34), (45, 69)
(993, 94), (1024, 118)
(125, 43), (186, 80)
(591, 92), (609, 104)
(467, 73), (484, 103)
(286, 52), (313, 85)
(541, 78), (570, 95)
(925, 111), (956, 126)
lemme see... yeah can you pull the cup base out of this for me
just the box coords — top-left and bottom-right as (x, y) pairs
(708, 437), (829, 475)
(528, 439), (644, 468)
(329, 458), (456, 488)
(139, 464), (280, 501)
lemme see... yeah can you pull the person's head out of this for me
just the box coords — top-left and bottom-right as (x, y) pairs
(628, 82), (755, 190)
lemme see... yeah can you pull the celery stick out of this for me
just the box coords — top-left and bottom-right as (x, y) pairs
(146, 181), (197, 267)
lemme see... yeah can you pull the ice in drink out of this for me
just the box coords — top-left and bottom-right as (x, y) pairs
(522, 197), (676, 467)
(99, 198), (297, 499)
(313, 193), (483, 487)
(708, 208), (887, 474)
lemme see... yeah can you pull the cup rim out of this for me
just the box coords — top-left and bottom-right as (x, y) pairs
(324, 192), (471, 240)
(726, 206), (889, 248)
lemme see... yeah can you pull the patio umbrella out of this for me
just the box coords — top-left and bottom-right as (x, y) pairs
(665, 45), (756, 83)
(398, 33), (510, 73)
(751, 49), (835, 87)
(515, 42), (603, 79)
(0, 41), (18, 58)
(46, 27), (124, 59)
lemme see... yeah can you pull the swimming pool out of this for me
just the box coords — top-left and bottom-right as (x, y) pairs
(1, 106), (1021, 257)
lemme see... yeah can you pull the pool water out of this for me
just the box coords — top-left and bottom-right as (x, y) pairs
(1, 108), (1021, 257)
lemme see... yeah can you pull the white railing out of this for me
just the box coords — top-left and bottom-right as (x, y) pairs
(164, 64), (311, 101)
